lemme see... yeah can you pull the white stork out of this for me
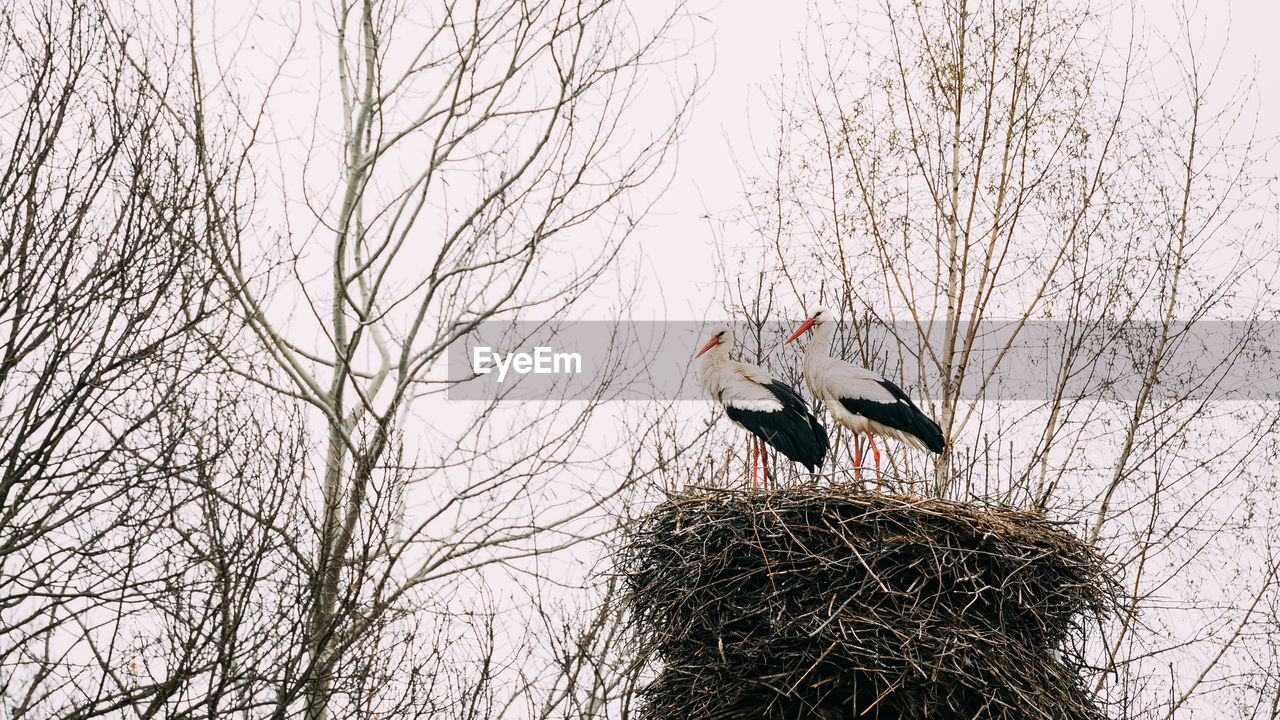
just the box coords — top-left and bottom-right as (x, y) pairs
(696, 324), (829, 488)
(785, 307), (944, 487)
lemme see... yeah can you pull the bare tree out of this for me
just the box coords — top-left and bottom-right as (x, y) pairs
(122, 0), (699, 717)
(0, 2), (311, 715)
(723, 0), (1280, 716)
(2, 0), (703, 716)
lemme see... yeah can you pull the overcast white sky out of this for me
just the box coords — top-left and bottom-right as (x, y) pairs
(12, 4), (1278, 717)
(635, 0), (1280, 320)
(195, 0), (1279, 327)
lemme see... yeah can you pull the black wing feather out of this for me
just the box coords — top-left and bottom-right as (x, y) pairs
(725, 380), (830, 472)
(837, 379), (944, 453)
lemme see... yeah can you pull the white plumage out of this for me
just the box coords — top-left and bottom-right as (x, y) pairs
(786, 308), (944, 483)
(700, 351), (784, 413)
(697, 324), (829, 487)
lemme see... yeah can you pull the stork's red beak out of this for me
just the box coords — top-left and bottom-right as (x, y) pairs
(785, 317), (815, 344)
(695, 336), (719, 358)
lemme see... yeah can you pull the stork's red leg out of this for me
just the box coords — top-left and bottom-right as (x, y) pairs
(853, 434), (863, 484)
(866, 433), (882, 492)
(762, 442), (769, 489)
(751, 436), (759, 490)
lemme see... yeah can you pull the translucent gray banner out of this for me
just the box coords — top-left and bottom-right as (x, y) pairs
(445, 320), (1280, 401)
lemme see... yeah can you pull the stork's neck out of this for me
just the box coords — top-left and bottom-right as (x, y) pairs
(800, 321), (835, 393)
(809, 321), (835, 358)
(698, 341), (732, 394)
(698, 341), (731, 375)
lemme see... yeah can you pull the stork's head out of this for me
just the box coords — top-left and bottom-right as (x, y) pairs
(695, 324), (732, 358)
(785, 306), (833, 344)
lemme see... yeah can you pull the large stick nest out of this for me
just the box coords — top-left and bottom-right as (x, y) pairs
(619, 485), (1118, 720)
